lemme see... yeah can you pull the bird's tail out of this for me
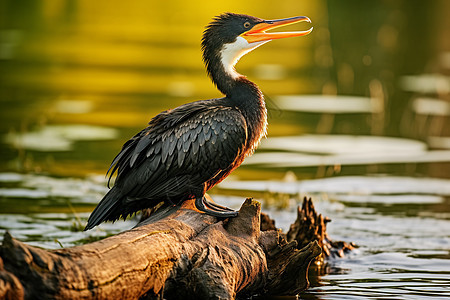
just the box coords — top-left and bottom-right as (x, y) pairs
(84, 187), (123, 231)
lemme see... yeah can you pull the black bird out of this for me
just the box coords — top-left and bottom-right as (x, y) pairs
(85, 13), (312, 230)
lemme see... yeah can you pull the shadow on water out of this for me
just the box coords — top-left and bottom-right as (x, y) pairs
(0, 0), (449, 298)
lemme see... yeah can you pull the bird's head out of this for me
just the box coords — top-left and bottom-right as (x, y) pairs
(202, 13), (312, 81)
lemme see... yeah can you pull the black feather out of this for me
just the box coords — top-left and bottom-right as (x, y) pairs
(84, 187), (122, 230)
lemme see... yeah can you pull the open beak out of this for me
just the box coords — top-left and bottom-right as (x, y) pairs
(241, 16), (313, 43)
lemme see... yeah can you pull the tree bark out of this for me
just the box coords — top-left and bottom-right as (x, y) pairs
(0, 198), (328, 299)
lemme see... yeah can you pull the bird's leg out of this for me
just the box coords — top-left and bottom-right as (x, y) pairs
(203, 199), (234, 211)
(195, 196), (239, 218)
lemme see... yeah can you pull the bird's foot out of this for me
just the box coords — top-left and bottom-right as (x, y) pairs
(195, 196), (239, 218)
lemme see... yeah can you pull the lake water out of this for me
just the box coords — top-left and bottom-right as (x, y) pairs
(1, 1), (449, 299)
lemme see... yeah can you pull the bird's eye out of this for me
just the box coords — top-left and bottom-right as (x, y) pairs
(244, 22), (251, 28)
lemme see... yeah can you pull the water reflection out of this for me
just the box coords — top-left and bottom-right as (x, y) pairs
(4, 124), (118, 151)
(243, 134), (450, 168)
(0, 0), (449, 298)
(275, 95), (380, 114)
(219, 176), (450, 200)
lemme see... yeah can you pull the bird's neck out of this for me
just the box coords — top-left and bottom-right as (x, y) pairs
(204, 47), (268, 149)
(211, 66), (267, 153)
(204, 37), (268, 98)
(207, 56), (261, 100)
(206, 56), (240, 96)
(208, 60), (265, 114)
(229, 77), (268, 155)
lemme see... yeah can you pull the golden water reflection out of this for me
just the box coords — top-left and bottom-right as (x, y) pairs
(0, 0), (449, 179)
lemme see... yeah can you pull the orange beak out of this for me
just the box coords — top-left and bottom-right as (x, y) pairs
(241, 16), (313, 43)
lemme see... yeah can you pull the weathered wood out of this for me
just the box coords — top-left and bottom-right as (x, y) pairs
(287, 197), (355, 260)
(0, 198), (329, 299)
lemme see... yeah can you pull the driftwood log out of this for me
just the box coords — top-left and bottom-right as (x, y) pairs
(0, 197), (349, 299)
(287, 198), (355, 260)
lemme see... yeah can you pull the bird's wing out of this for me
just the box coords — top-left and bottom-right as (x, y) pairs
(108, 102), (248, 201)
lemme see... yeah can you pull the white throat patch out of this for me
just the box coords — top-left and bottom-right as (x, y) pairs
(220, 36), (269, 79)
